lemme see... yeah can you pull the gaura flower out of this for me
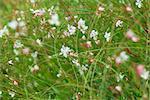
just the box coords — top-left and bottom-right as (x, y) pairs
(60, 45), (71, 58)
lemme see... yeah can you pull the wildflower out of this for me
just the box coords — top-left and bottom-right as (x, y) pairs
(77, 18), (88, 34)
(8, 20), (18, 30)
(126, 29), (139, 42)
(68, 25), (76, 35)
(13, 80), (19, 86)
(9, 91), (15, 98)
(98, 6), (105, 12)
(81, 35), (86, 40)
(64, 24), (76, 36)
(14, 40), (24, 48)
(96, 5), (105, 15)
(72, 59), (80, 67)
(31, 65), (40, 73)
(141, 69), (149, 80)
(30, 9), (46, 16)
(31, 51), (38, 58)
(85, 41), (92, 48)
(136, 65), (149, 80)
(56, 73), (61, 78)
(120, 51), (129, 61)
(48, 13), (60, 26)
(115, 20), (123, 27)
(57, 70), (62, 78)
(90, 30), (98, 40)
(60, 45), (71, 58)
(95, 40), (100, 45)
(117, 73), (124, 82)
(8, 60), (14, 65)
(115, 51), (129, 64)
(126, 6), (133, 12)
(135, 0), (143, 8)
(115, 86), (122, 92)
(81, 64), (88, 71)
(104, 32), (111, 42)
(0, 26), (8, 38)
(36, 39), (42, 46)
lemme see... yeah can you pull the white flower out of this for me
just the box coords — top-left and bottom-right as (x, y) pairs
(68, 25), (76, 35)
(117, 73), (124, 82)
(81, 64), (88, 71)
(98, 6), (105, 12)
(14, 40), (24, 48)
(8, 60), (14, 65)
(104, 32), (111, 42)
(48, 13), (60, 26)
(120, 51), (129, 61)
(60, 45), (71, 58)
(116, 20), (123, 27)
(36, 39), (42, 46)
(9, 91), (15, 98)
(141, 69), (149, 80)
(30, 9), (46, 16)
(135, 0), (143, 8)
(72, 59), (80, 67)
(57, 70), (62, 78)
(78, 18), (88, 34)
(8, 20), (18, 30)
(126, 29), (139, 42)
(31, 65), (40, 72)
(64, 25), (76, 36)
(115, 51), (129, 64)
(31, 51), (38, 58)
(90, 30), (98, 40)
(0, 26), (8, 38)
(115, 86), (122, 92)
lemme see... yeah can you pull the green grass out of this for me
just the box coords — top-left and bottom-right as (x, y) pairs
(0, 0), (150, 99)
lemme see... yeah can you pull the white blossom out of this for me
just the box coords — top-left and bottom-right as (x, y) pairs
(48, 13), (60, 26)
(115, 86), (122, 92)
(64, 25), (76, 36)
(141, 69), (149, 80)
(30, 9), (46, 16)
(135, 0), (143, 8)
(116, 20), (123, 27)
(104, 32), (111, 42)
(72, 59), (80, 67)
(31, 65), (40, 72)
(36, 39), (42, 46)
(78, 18), (88, 34)
(90, 30), (98, 40)
(60, 45), (71, 58)
(120, 51), (129, 61)
(9, 91), (15, 98)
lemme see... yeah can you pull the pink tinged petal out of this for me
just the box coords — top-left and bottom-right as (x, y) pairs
(136, 64), (144, 76)
(115, 57), (122, 65)
(131, 37), (139, 42)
